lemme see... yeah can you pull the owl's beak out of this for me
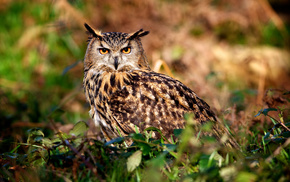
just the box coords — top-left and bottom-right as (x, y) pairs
(114, 57), (119, 70)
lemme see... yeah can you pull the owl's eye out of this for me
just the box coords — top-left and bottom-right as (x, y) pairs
(121, 47), (131, 54)
(99, 48), (109, 54)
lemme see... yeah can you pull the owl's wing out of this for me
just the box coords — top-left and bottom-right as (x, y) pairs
(107, 70), (217, 138)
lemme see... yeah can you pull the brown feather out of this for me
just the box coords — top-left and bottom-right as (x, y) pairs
(83, 25), (239, 148)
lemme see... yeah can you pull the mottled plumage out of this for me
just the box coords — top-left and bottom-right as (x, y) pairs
(83, 23), (238, 148)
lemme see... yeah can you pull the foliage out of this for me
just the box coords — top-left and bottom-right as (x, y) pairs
(1, 102), (290, 181)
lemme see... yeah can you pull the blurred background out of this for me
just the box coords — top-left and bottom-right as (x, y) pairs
(0, 0), (289, 150)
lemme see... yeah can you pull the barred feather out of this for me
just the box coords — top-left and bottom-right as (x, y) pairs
(83, 23), (239, 148)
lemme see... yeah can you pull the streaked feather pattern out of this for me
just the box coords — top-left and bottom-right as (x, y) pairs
(83, 23), (239, 148)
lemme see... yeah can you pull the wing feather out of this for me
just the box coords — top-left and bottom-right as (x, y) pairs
(108, 70), (216, 138)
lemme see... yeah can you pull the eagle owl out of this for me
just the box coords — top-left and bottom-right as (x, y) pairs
(83, 23), (238, 148)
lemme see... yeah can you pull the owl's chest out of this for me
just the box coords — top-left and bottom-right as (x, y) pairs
(84, 71), (131, 106)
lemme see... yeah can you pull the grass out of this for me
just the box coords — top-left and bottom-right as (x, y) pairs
(1, 0), (290, 181)
(1, 105), (290, 181)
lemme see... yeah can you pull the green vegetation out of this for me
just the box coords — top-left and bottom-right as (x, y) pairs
(1, 105), (290, 181)
(1, 0), (290, 181)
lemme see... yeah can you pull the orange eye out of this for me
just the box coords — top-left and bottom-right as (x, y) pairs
(99, 48), (109, 54)
(122, 47), (131, 54)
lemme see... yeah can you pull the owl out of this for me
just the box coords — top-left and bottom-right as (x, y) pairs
(83, 23), (238, 148)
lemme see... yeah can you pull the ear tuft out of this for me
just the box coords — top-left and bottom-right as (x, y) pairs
(127, 29), (149, 40)
(84, 23), (103, 40)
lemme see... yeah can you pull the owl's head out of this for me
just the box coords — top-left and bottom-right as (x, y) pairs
(84, 23), (150, 73)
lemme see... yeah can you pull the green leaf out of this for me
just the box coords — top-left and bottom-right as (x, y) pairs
(104, 137), (125, 146)
(163, 143), (177, 152)
(27, 128), (45, 144)
(281, 131), (290, 138)
(42, 138), (53, 148)
(235, 172), (257, 182)
(131, 133), (145, 141)
(33, 136), (44, 143)
(127, 150), (142, 172)
(135, 142), (151, 155)
(263, 131), (271, 140)
(255, 108), (278, 117)
(69, 121), (89, 137)
(144, 126), (161, 132)
(199, 154), (212, 172)
(27, 128), (45, 137)
(173, 129), (183, 137)
(147, 153), (166, 167)
(272, 138), (285, 144)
